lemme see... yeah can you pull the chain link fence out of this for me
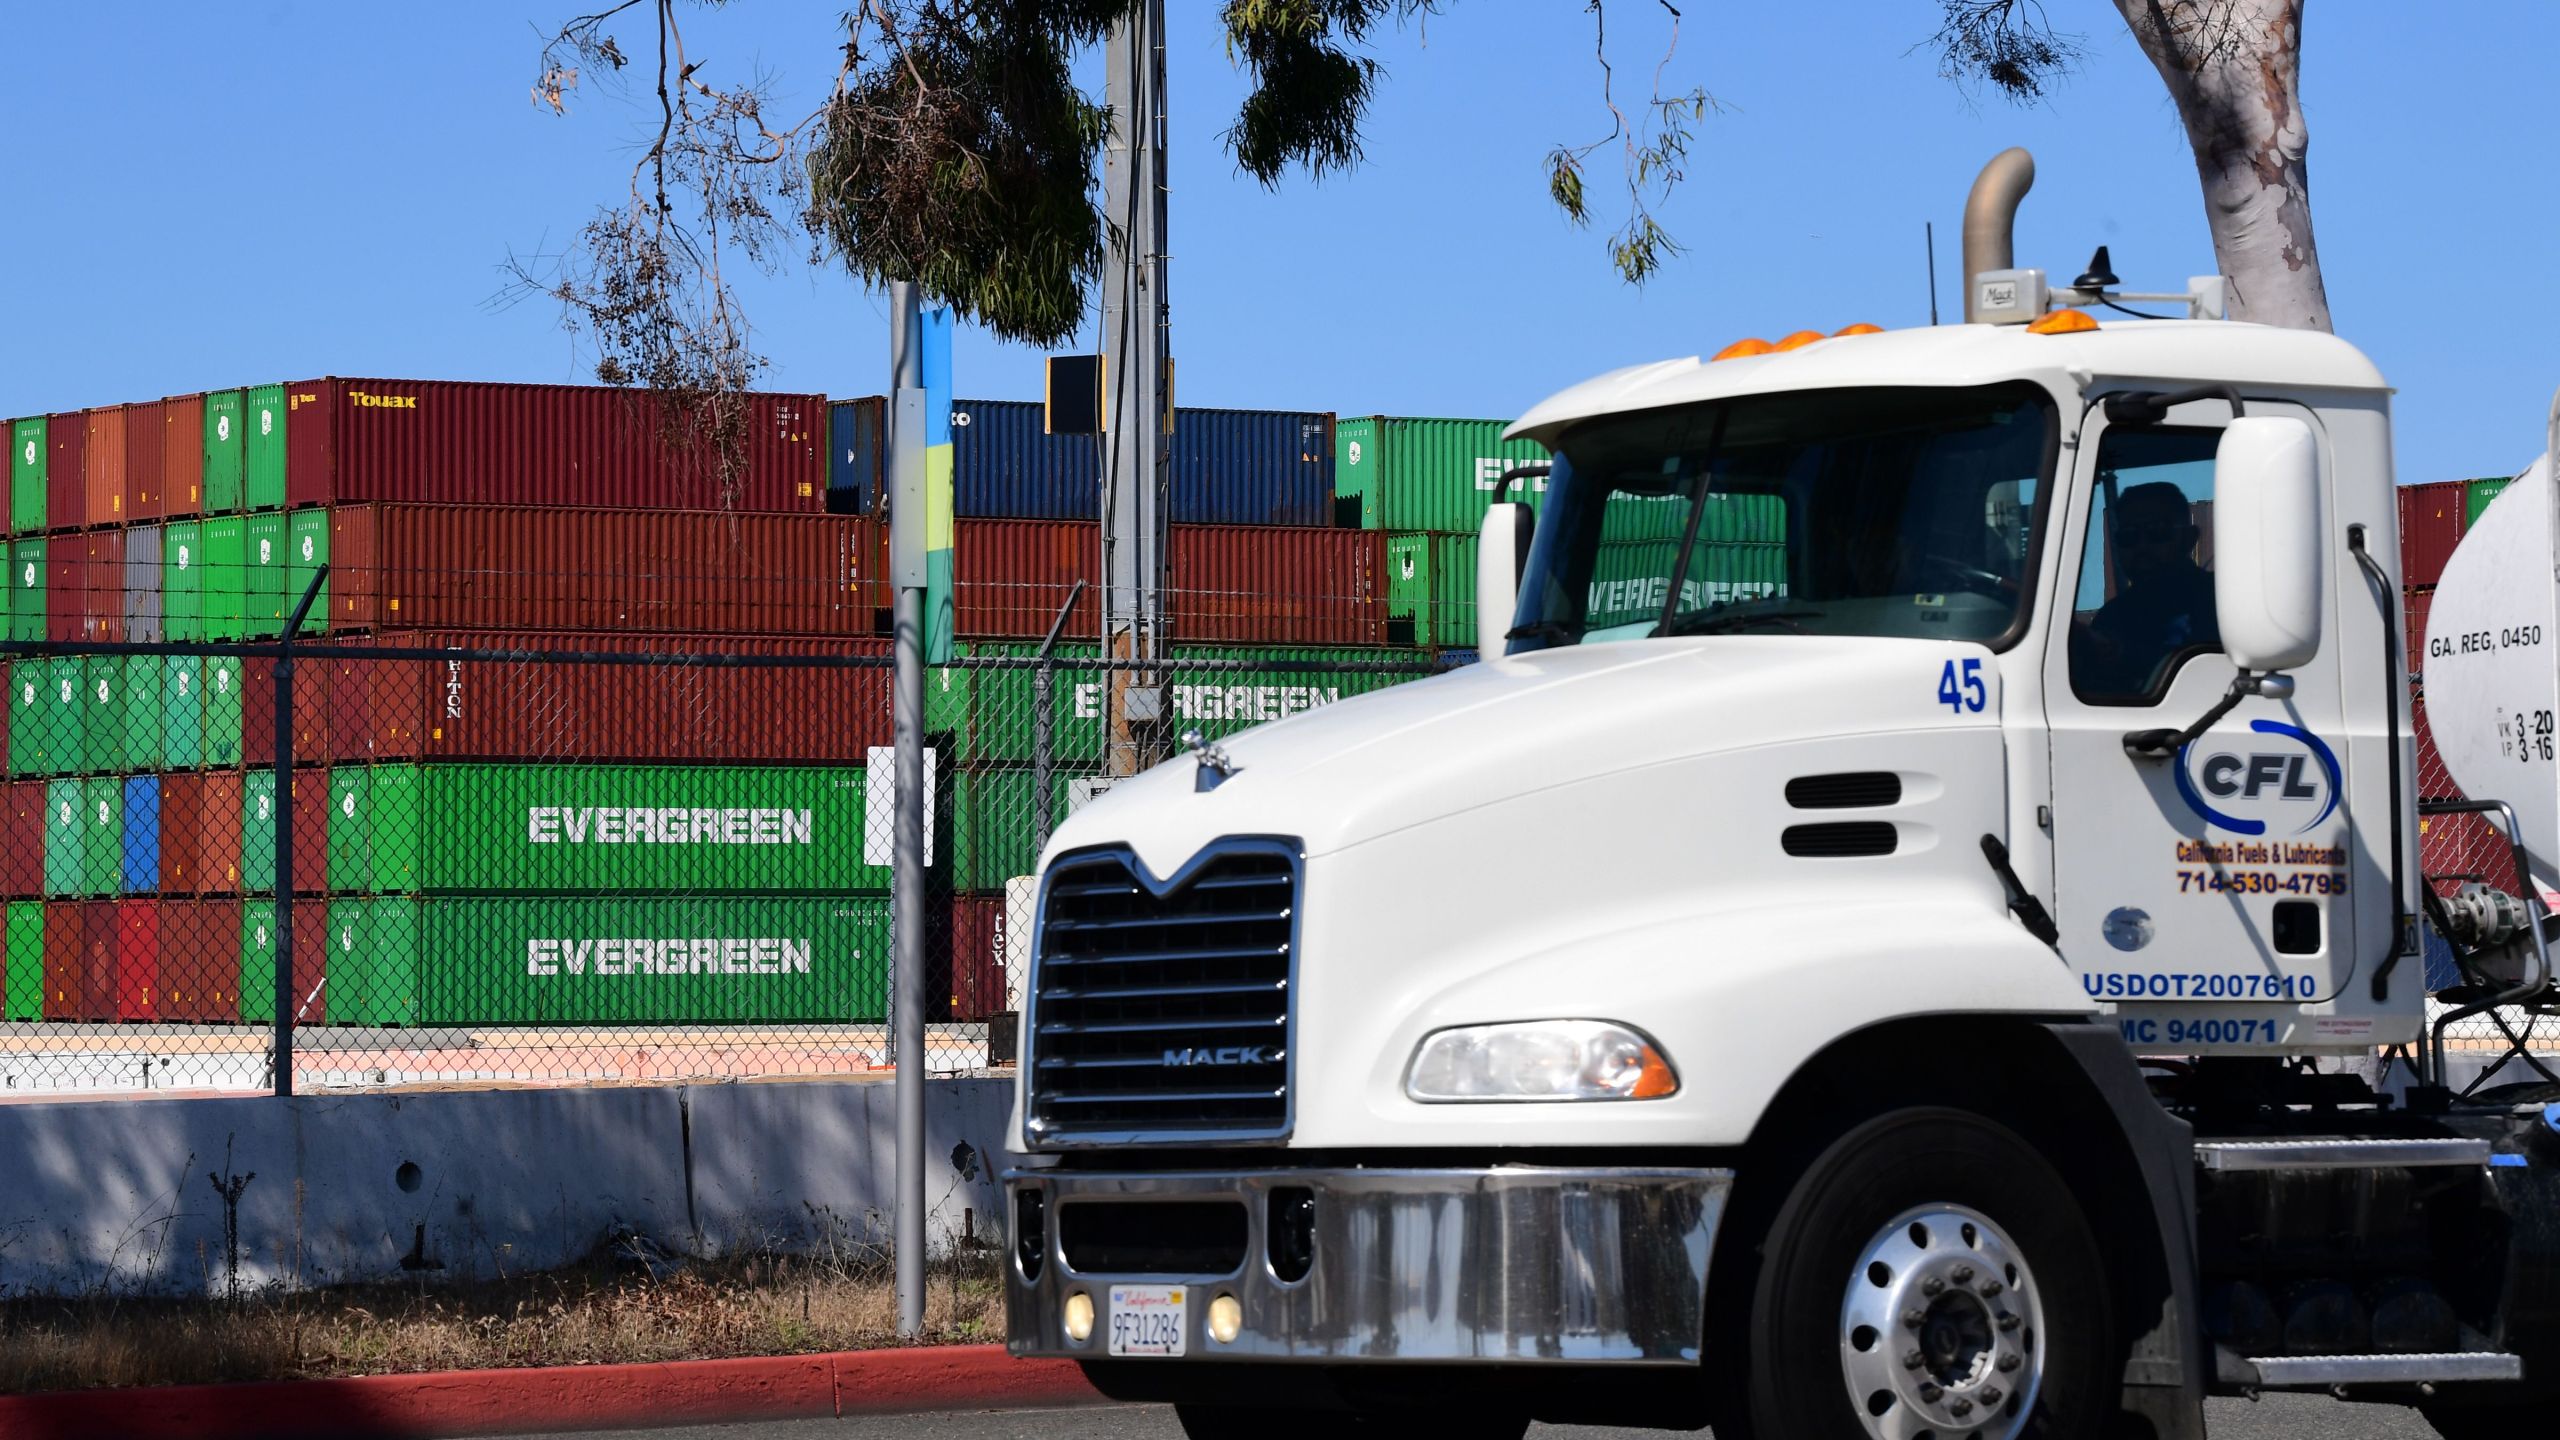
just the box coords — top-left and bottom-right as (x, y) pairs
(0, 610), (1458, 1095)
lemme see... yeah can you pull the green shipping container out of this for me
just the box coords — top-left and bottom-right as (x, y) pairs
(160, 655), (208, 770)
(328, 764), (426, 893)
(1583, 535), (1789, 633)
(9, 416), (44, 534)
(10, 656), (73, 776)
(201, 515), (247, 640)
(163, 518), (204, 641)
(4, 901), (42, 1021)
(1385, 533), (1479, 648)
(320, 896), (422, 1027)
(245, 512), (287, 638)
(327, 763), (879, 894)
(46, 777), (121, 897)
(202, 390), (246, 514)
(2466, 476), (2514, 527)
(1333, 416), (1552, 532)
(287, 508), (330, 631)
(945, 768), (1081, 892)
(200, 654), (246, 768)
(9, 537), (43, 644)
(245, 384), (287, 511)
(930, 643), (1434, 766)
(79, 656), (129, 774)
(240, 770), (317, 895)
(240, 900), (285, 1023)
(420, 895), (890, 1027)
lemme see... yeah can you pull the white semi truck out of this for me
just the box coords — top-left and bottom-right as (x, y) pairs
(1001, 151), (2560, 1439)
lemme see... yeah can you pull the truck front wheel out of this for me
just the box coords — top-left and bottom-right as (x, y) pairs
(1742, 1107), (2114, 1440)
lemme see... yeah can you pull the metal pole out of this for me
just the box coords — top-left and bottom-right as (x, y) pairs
(888, 283), (928, 1338)
(270, 566), (329, 1098)
(1032, 580), (1086, 856)
(1101, 0), (1171, 777)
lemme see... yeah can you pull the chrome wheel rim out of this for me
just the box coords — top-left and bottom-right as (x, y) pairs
(1838, 1204), (2047, 1440)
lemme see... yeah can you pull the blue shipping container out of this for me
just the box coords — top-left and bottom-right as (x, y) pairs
(947, 400), (1336, 525)
(121, 776), (161, 894)
(828, 397), (885, 515)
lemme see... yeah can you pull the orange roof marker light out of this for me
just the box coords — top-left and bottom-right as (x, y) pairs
(1771, 329), (1828, 353)
(1833, 323), (1884, 336)
(2025, 307), (2099, 335)
(1712, 337), (1775, 361)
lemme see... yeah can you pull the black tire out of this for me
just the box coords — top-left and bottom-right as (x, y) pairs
(1740, 1107), (2116, 1440)
(1173, 1402), (1529, 1439)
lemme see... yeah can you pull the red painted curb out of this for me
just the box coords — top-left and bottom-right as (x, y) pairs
(0, 1343), (1103, 1439)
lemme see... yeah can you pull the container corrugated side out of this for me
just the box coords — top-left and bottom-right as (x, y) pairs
(81, 529), (127, 644)
(1, 780), (43, 898)
(1385, 533), (1476, 648)
(156, 898), (242, 1020)
(326, 504), (884, 636)
(6, 538), (40, 644)
(238, 769), (330, 897)
(1169, 523), (1386, 645)
(2399, 481), (2467, 588)
(419, 896), (888, 1026)
(318, 631), (892, 765)
(331, 762), (882, 893)
(950, 399), (1337, 524)
(84, 407), (128, 528)
(286, 379), (827, 513)
(201, 389), (245, 514)
(10, 416), (45, 534)
(3, 901), (41, 1021)
(161, 393), (206, 518)
(123, 524), (165, 643)
(164, 520), (204, 641)
(45, 413), (85, 532)
(160, 771), (245, 896)
(2464, 475), (2514, 528)
(952, 518), (1095, 638)
(43, 539), (82, 645)
(120, 777), (161, 896)
(245, 384), (288, 511)
(124, 399), (167, 520)
(1333, 415), (1550, 532)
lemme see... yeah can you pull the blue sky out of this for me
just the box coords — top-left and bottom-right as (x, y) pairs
(1, 2), (2552, 484)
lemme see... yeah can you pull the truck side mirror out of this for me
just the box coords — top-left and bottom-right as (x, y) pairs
(1478, 499), (1534, 654)
(2213, 416), (2324, 676)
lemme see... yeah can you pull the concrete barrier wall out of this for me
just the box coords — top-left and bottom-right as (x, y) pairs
(0, 1078), (1015, 1299)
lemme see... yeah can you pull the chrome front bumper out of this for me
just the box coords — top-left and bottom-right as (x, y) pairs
(1005, 1165), (1731, 1365)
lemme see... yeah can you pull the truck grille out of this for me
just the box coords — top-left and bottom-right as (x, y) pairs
(1025, 841), (1297, 1143)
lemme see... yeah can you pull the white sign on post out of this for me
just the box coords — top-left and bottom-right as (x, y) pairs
(864, 745), (937, 867)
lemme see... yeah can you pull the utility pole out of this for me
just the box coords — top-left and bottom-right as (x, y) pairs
(886, 281), (927, 1338)
(1100, 0), (1171, 777)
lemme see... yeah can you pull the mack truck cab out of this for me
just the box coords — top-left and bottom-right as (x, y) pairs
(1003, 151), (2560, 1439)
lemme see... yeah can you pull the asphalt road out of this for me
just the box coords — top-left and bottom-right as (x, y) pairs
(513, 1395), (2437, 1440)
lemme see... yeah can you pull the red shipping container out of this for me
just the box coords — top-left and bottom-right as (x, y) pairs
(2403, 587), (2431, 678)
(110, 899), (162, 1021)
(81, 529), (127, 643)
(45, 541), (85, 643)
(157, 898), (242, 1022)
(950, 520), (1388, 645)
(953, 518), (1097, 640)
(2420, 809), (2508, 892)
(2399, 481), (2468, 589)
(125, 399), (167, 521)
(289, 769), (330, 898)
(1, 779), (45, 899)
(84, 407), (128, 529)
(45, 413), (87, 532)
(319, 631), (892, 764)
(160, 772), (248, 897)
(285, 379), (827, 514)
(161, 393), (207, 519)
(243, 657), (332, 766)
(942, 894), (1016, 1022)
(1169, 523), (1387, 646)
(41, 901), (99, 1020)
(327, 504), (882, 637)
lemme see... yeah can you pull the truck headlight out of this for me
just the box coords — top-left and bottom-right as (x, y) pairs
(1404, 1020), (1679, 1102)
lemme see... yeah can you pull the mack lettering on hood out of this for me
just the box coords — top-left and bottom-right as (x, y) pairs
(524, 806), (816, 845)
(526, 936), (817, 977)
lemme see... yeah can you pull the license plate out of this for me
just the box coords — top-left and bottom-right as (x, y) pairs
(1107, 1284), (1188, 1357)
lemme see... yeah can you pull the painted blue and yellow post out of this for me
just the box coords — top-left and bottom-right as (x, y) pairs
(919, 307), (955, 662)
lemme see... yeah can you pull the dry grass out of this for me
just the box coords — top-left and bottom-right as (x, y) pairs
(0, 1241), (1005, 1396)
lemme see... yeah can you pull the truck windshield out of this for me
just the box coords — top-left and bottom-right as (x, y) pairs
(1508, 383), (2056, 651)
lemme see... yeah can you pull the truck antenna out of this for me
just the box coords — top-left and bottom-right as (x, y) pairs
(1926, 221), (1940, 326)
